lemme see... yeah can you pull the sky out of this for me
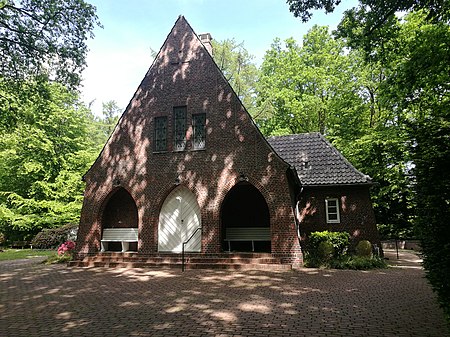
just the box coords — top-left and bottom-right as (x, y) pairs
(81, 0), (357, 116)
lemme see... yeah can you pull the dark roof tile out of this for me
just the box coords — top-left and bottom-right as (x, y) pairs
(267, 133), (372, 186)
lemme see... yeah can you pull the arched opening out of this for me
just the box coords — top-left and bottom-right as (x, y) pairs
(221, 182), (271, 252)
(158, 186), (202, 253)
(101, 188), (138, 251)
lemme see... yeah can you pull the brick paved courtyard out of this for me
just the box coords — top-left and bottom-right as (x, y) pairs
(0, 250), (448, 337)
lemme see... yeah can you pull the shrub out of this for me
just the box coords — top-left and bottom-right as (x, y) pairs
(330, 256), (388, 270)
(305, 231), (350, 267)
(308, 231), (350, 258)
(304, 231), (388, 270)
(317, 241), (334, 261)
(43, 240), (76, 264)
(0, 232), (5, 246)
(58, 240), (76, 256)
(32, 224), (78, 249)
(355, 240), (373, 258)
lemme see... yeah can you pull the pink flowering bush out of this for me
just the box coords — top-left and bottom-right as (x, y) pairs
(57, 240), (75, 256)
(52, 240), (76, 263)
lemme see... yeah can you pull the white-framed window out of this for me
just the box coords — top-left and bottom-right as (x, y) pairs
(325, 198), (340, 223)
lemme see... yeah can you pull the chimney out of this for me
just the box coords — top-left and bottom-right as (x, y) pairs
(199, 33), (213, 56)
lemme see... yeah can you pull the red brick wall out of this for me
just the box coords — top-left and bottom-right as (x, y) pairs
(76, 17), (302, 264)
(297, 185), (381, 249)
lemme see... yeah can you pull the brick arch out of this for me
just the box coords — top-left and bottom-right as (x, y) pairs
(219, 180), (271, 252)
(99, 187), (138, 230)
(95, 186), (136, 224)
(212, 175), (275, 221)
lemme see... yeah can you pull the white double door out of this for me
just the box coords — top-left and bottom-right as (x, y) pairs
(158, 187), (201, 252)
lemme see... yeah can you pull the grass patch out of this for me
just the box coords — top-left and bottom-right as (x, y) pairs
(0, 248), (54, 261)
(43, 253), (73, 264)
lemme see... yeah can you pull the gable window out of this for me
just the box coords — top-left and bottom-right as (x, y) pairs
(173, 106), (187, 151)
(192, 113), (206, 150)
(154, 116), (167, 152)
(325, 198), (340, 223)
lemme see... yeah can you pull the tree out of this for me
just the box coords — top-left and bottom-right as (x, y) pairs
(286, 1), (450, 322)
(391, 12), (450, 320)
(0, 80), (99, 240)
(286, 0), (450, 25)
(100, 100), (121, 138)
(256, 25), (415, 239)
(413, 105), (450, 321)
(0, 0), (101, 87)
(212, 38), (259, 115)
(256, 26), (364, 135)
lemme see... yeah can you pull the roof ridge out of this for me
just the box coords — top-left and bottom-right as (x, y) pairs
(267, 132), (320, 139)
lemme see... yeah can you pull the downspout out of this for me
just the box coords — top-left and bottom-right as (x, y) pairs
(295, 186), (304, 243)
(287, 166), (303, 247)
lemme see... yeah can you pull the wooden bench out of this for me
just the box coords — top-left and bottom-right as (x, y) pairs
(224, 227), (270, 252)
(101, 228), (138, 252)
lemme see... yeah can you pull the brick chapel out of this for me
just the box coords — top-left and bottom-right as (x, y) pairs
(75, 16), (380, 268)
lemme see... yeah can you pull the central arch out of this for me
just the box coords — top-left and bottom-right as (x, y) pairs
(158, 186), (202, 253)
(221, 182), (271, 252)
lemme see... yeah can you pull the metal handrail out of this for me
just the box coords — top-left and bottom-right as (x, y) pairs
(181, 227), (202, 272)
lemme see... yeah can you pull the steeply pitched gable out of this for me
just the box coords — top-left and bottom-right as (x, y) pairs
(85, 15), (290, 182)
(267, 133), (372, 186)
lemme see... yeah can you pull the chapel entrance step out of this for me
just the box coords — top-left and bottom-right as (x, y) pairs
(68, 252), (293, 271)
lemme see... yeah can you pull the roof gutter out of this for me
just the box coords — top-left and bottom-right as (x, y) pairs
(301, 182), (374, 188)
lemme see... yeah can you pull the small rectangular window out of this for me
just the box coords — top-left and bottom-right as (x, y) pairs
(192, 113), (206, 150)
(154, 116), (167, 152)
(173, 106), (187, 151)
(325, 198), (340, 223)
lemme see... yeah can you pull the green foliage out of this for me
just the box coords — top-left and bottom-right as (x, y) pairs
(0, 0), (101, 87)
(100, 100), (121, 138)
(308, 230), (350, 256)
(287, 1), (450, 34)
(256, 18), (418, 241)
(0, 79), (102, 240)
(285, 2), (450, 321)
(330, 255), (388, 270)
(44, 252), (73, 264)
(257, 27), (364, 135)
(355, 240), (373, 258)
(413, 94), (450, 321)
(31, 224), (78, 249)
(305, 231), (350, 267)
(305, 231), (386, 269)
(212, 38), (259, 115)
(286, 0), (342, 22)
(317, 241), (334, 261)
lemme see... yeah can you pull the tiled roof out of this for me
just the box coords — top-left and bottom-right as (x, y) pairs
(267, 133), (372, 186)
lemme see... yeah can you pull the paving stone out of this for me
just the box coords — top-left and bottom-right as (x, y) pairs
(0, 251), (448, 337)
